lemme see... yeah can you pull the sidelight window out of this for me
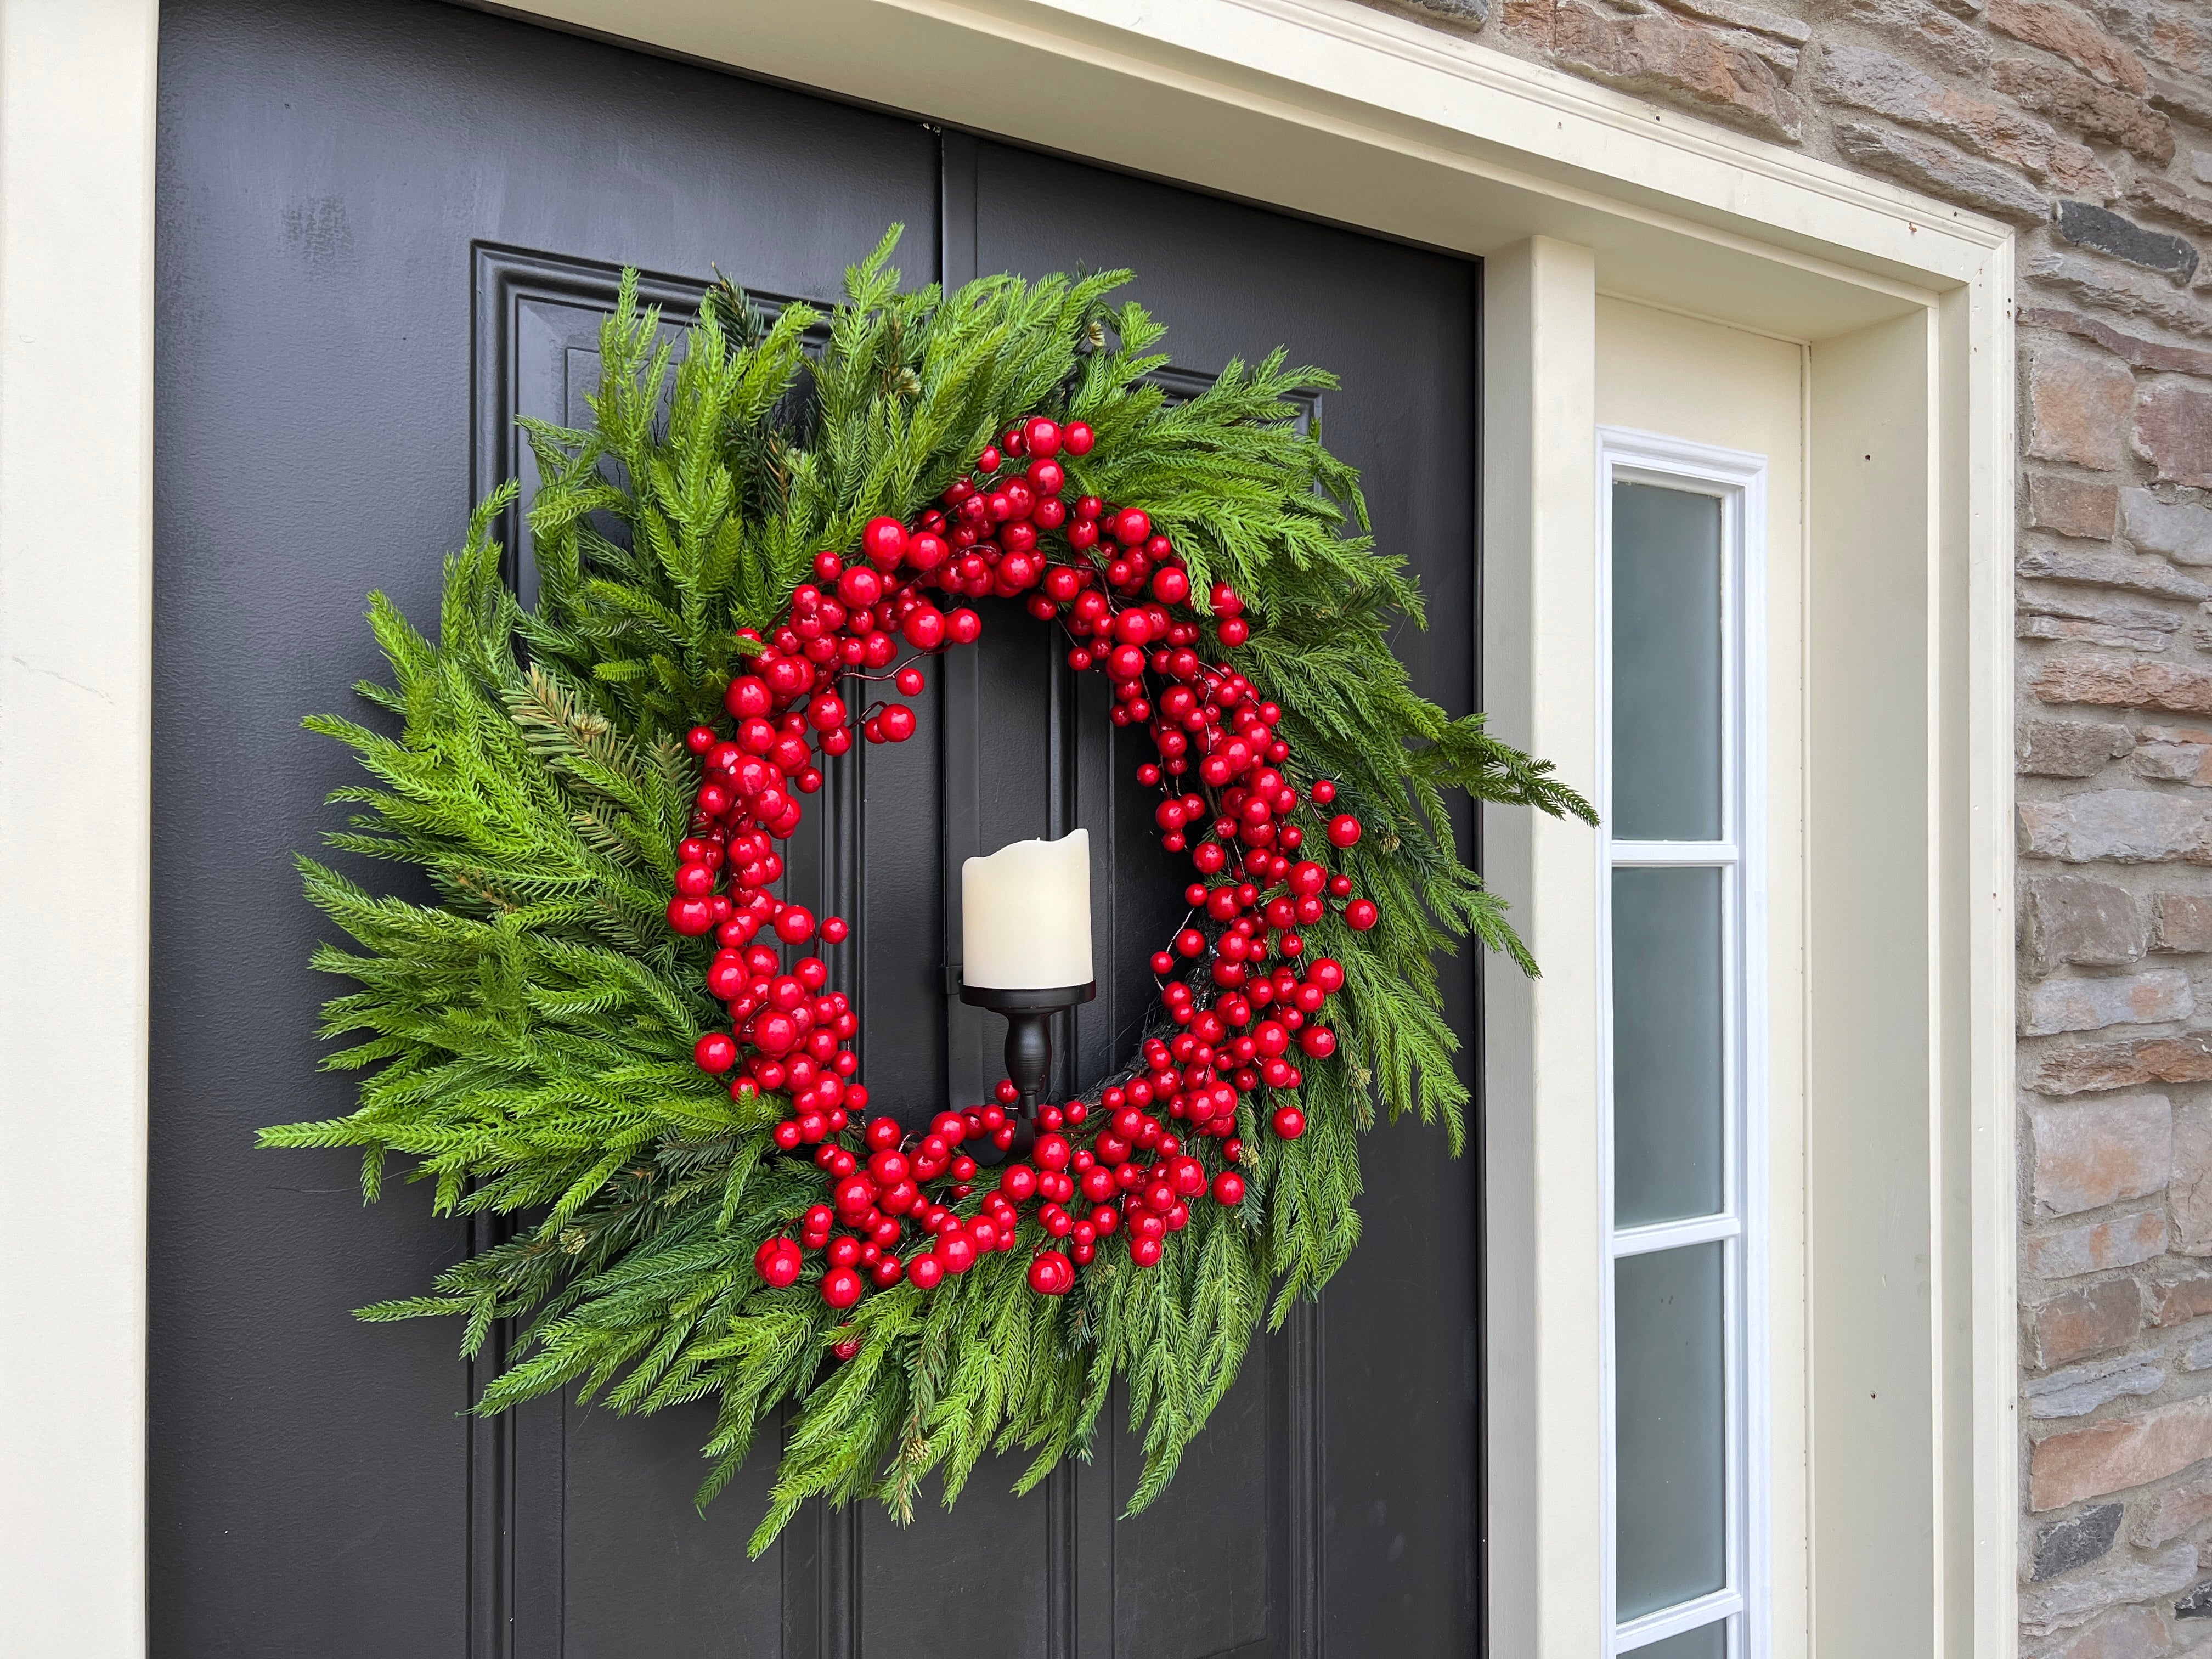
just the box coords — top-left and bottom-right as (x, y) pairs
(1598, 430), (1768, 1658)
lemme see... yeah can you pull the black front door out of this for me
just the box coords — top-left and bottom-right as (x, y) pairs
(151, 4), (1481, 1654)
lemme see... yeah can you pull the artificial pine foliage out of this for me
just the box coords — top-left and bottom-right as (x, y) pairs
(264, 227), (1593, 1552)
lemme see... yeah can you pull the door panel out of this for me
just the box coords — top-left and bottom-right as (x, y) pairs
(153, 3), (1479, 1654)
(961, 137), (1483, 1655)
(152, 4), (936, 1655)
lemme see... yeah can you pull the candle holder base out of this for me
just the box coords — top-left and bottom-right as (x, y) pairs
(960, 981), (1096, 1159)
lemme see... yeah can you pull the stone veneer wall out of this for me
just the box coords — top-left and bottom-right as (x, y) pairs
(1362, 0), (2211, 1650)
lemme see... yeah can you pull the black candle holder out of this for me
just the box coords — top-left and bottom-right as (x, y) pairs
(959, 980), (1097, 1157)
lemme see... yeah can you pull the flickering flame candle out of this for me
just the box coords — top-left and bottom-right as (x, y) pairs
(962, 829), (1093, 991)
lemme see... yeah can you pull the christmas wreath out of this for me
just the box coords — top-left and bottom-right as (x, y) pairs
(264, 230), (1593, 1551)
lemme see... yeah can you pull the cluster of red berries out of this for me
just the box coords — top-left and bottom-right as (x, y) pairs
(666, 413), (1379, 1316)
(750, 1090), (1254, 1313)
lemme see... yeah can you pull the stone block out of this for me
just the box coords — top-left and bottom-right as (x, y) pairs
(2126, 490), (2212, 564)
(2023, 720), (2143, 778)
(2028, 1353), (2168, 1417)
(1989, 0), (2149, 91)
(2025, 308), (2212, 377)
(2018, 546), (2212, 600)
(2027, 877), (2150, 972)
(1830, 0), (1988, 75)
(2159, 895), (2212, 954)
(2177, 1102), (2212, 1253)
(2137, 381), (2212, 491)
(2043, 1606), (2177, 1658)
(1653, 0), (1807, 42)
(2023, 1539), (2198, 1634)
(2025, 589), (2187, 636)
(2023, 970), (2194, 1037)
(2027, 1210), (2171, 1278)
(2019, 791), (2212, 865)
(1996, 57), (2176, 167)
(2029, 1279), (2149, 1366)
(2128, 177), (2212, 241)
(2034, 472), (2125, 539)
(2028, 1033), (2212, 1097)
(2136, 1470), (2212, 1547)
(2029, 615), (2174, 651)
(2057, 201), (2203, 284)
(1831, 122), (2048, 222)
(2153, 1269), (2212, 1326)
(2029, 251), (2212, 344)
(2035, 1503), (2127, 1579)
(2180, 1580), (2212, 1621)
(2034, 1395), (2212, 1510)
(1818, 43), (2064, 170)
(2138, 744), (2212, 782)
(1549, 0), (1802, 142)
(2034, 658), (2212, 714)
(2031, 1093), (2174, 1216)
(2031, 341), (2142, 470)
(2150, 75), (2212, 137)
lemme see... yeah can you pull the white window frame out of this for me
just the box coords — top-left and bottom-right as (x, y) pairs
(1596, 428), (1770, 1659)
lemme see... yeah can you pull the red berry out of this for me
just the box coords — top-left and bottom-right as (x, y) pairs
(668, 895), (717, 936)
(836, 566), (882, 610)
(686, 725), (718, 754)
(937, 1232), (977, 1274)
(1027, 1251), (1074, 1295)
(1129, 1235), (1163, 1267)
(1271, 1105), (1306, 1140)
(1219, 617), (1250, 646)
(1299, 1025), (1337, 1059)
(880, 704), (917, 743)
(693, 1032), (738, 1074)
(776, 905), (817, 945)
(754, 1238), (802, 1286)
(1113, 508), (1151, 546)
(821, 1266), (865, 1308)
(1211, 1171), (1246, 1206)
(1345, 899), (1379, 932)
(1063, 422), (1096, 456)
(907, 1253), (945, 1290)
(1150, 566), (1190, 606)
(751, 1011), (799, 1055)
(902, 606), (946, 650)
(1022, 416), (1063, 458)
(1327, 814), (1362, 848)
(946, 608), (981, 645)
(1311, 778), (1336, 804)
(896, 665), (924, 696)
(860, 516), (908, 571)
(725, 676), (771, 720)
(820, 915), (850, 945)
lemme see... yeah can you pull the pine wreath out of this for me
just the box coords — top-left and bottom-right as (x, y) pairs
(264, 229), (1594, 1552)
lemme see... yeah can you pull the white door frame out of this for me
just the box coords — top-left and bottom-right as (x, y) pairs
(0, 1), (2015, 1652)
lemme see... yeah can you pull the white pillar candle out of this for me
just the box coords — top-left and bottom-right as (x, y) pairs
(962, 828), (1093, 991)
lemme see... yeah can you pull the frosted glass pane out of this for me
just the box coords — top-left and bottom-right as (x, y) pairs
(1633, 1621), (1728, 1659)
(1613, 867), (1725, 1226)
(1615, 1244), (1728, 1621)
(1613, 482), (1723, 840)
